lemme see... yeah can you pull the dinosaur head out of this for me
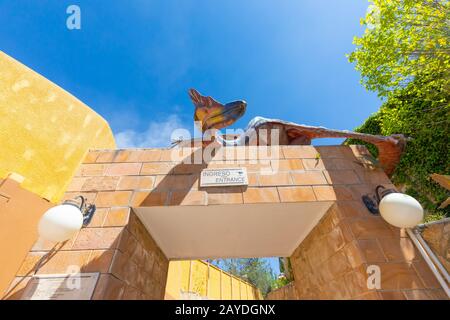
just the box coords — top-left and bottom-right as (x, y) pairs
(189, 88), (246, 132)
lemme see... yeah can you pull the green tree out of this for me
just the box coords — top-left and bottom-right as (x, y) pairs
(213, 258), (276, 296)
(348, 0), (449, 97)
(347, 0), (449, 219)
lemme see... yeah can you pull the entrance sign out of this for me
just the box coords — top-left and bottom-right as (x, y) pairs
(21, 273), (99, 300)
(200, 168), (248, 187)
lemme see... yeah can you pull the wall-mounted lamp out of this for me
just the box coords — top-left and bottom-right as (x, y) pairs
(38, 196), (96, 242)
(362, 185), (424, 228)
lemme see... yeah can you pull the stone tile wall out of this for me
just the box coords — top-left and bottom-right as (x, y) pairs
(289, 203), (446, 299)
(6, 145), (445, 300)
(422, 220), (450, 273)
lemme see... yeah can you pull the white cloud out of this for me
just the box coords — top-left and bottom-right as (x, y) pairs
(114, 115), (191, 148)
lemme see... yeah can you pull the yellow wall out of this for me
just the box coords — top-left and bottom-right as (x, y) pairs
(165, 260), (262, 300)
(0, 51), (115, 202)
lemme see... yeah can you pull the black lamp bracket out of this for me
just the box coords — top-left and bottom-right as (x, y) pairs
(63, 196), (97, 227)
(362, 185), (396, 215)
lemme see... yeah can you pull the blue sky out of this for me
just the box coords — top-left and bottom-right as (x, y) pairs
(0, 0), (379, 147)
(1, 1), (378, 273)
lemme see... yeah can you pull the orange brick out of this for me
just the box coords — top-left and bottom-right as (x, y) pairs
(247, 173), (259, 186)
(206, 161), (240, 169)
(72, 227), (123, 250)
(302, 158), (325, 170)
(326, 226), (347, 253)
(378, 237), (418, 262)
(259, 172), (292, 186)
(160, 149), (183, 162)
(92, 274), (125, 300)
(17, 252), (45, 276)
(271, 159), (304, 171)
(78, 164), (106, 176)
(379, 262), (424, 290)
(350, 217), (396, 239)
(402, 289), (432, 300)
(120, 150), (146, 162)
(243, 187), (279, 203)
(326, 158), (356, 170)
(117, 176), (155, 190)
(291, 171), (327, 185)
(326, 250), (352, 278)
(357, 239), (387, 263)
(131, 191), (168, 206)
(96, 151), (116, 163)
(347, 184), (375, 200)
(173, 164), (207, 174)
(348, 145), (371, 157)
(343, 241), (365, 269)
(104, 208), (131, 226)
(82, 176), (119, 191)
(83, 151), (101, 163)
(282, 146), (318, 159)
(278, 186), (316, 202)
(154, 174), (198, 191)
(63, 191), (97, 204)
(36, 250), (92, 274)
(105, 163), (142, 176)
(95, 191), (132, 207)
(334, 201), (369, 219)
(355, 291), (382, 300)
(110, 251), (139, 285)
(250, 161), (273, 173)
(123, 285), (140, 300)
(323, 170), (360, 185)
(205, 187), (243, 204)
(316, 146), (348, 158)
(413, 259), (441, 289)
(84, 250), (115, 273)
(141, 162), (176, 175)
(31, 231), (79, 252)
(86, 208), (108, 227)
(138, 149), (162, 162)
(380, 291), (406, 300)
(66, 177), (86, 192)
(313, 186), (353, 201)
(354, 169), (391, 185)
(342, 268), (368, 298)
(96, 150), (117, 163)
(169, 190), (207, 205)
(4, 277), (32, 300)
(424, 289), (448, 299)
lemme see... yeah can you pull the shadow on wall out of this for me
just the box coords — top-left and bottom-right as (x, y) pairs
(136, 146), (252, 208)
(4, 210), (169, 300)
(282, 145), (444, 300)
(3, 240), (118, 300)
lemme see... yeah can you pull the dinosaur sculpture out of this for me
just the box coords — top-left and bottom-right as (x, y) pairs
(186, 88), (407, 176)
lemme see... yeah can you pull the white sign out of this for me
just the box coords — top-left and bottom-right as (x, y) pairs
(200, 168), (248, 187)
(21, 273), (99, 300)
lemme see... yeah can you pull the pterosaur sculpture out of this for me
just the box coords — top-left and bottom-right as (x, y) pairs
(186, 88), (406, 176)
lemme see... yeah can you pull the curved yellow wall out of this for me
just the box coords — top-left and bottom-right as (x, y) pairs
(165, 260), (262, 300)
(0, 51), (116, 202)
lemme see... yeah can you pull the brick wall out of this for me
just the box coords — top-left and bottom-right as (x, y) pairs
(422, 220), (450, 274)
(5, 145), (445, 300)
(289, 203), (446, 300)
(4, 209), (168, 300)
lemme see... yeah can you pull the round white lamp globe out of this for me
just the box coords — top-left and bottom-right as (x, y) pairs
(38, 204), (84, 242)
(379, 193), (424, 228)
